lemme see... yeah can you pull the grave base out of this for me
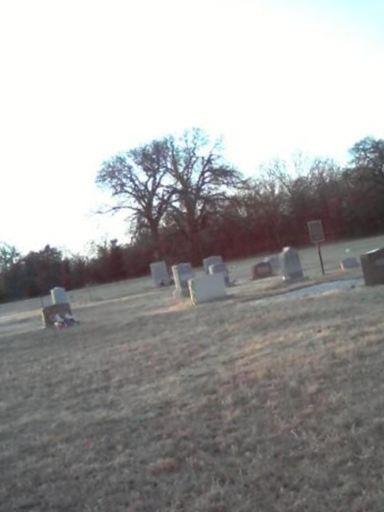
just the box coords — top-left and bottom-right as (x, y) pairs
(42, 303), (73, 328)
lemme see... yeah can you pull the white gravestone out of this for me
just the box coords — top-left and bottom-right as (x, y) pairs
(50, 287), (69, 305)
(172, 263), (195, 298)
(203, 255), (223, 274)
(208, 262), (230, 286)
(340, 257), (360, 271)
(150, 261), (171, 287)
(188, 274), (226, 305)
(280, 247), (304, 281)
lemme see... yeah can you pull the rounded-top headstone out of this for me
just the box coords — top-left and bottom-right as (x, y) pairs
(203, 256), (223, 274)
(280, 247), (304, 281)
(51, 287), (69, 305)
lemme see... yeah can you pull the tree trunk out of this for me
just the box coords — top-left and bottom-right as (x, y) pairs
(187, 226), (202, 266)
(150, 223), (164, 261)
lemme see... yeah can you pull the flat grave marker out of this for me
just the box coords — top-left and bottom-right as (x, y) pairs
(340, 257), (360, 271)
(252, 261), (273, 280)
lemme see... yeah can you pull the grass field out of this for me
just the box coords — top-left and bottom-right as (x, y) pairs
(1, 235), (384, 511)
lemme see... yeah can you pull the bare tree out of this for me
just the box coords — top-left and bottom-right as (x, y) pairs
(97, 129), (242, 263)
(96, 139), (174, 259)
(166, 128), (243, 263)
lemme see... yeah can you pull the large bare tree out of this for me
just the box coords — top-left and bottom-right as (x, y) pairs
(96, 139), (174, 259)
(166, 128), (243, 263)
(97, 129), (242, 264)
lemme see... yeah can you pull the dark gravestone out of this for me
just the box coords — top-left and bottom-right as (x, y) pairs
(252, 261), (273, 280)
(360, 248), (384, 286)
(42, 303), (72, 328)
(280, 246), (304, 281)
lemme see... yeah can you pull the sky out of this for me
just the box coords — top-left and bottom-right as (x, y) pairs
(0, 0), (383, 255)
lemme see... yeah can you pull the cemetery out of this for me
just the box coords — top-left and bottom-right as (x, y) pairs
(1, 0), (384, 507)
(1, 233), (384, 511)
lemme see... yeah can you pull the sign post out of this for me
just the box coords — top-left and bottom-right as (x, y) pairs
(307, 220), (325, 275)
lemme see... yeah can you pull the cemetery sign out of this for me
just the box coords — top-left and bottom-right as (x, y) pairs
(307, 219), (325, 275)
(307, 220), (325, 244)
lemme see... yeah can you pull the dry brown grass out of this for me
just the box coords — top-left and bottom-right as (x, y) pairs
(1, 235), (384, 511)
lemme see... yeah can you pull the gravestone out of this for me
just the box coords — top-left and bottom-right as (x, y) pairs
(50, 287), (69, 305)
(209, 262), (230, 286)
(252, 261), (273, 280)
(42, 303), (73, 328)
(263, 255), (280, 275)
(203, 255), (223, 274)
(280, 246), (304, 281)
(172, 263), (195, 298)
(188, 274), (226, 305)
(150, 261), (171, 287)
(360, 248), (384, 286)
(340, 257), (360, 271)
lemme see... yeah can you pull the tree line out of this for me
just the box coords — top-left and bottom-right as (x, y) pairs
(1, 130), (384, 302)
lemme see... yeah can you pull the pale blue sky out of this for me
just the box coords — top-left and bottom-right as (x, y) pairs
(0, 0), (383, 255)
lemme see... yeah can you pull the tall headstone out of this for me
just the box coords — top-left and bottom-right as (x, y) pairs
(51, 287), (69, 305)
(360, 248), (384, 286)
(203, 255), (223, 274)
(150, 261), (171, 287)
(280, 247), (304, 281)
(188, 274), (226, 305)
(172, 263), (195, 298)
(208, 262), (230, 286)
